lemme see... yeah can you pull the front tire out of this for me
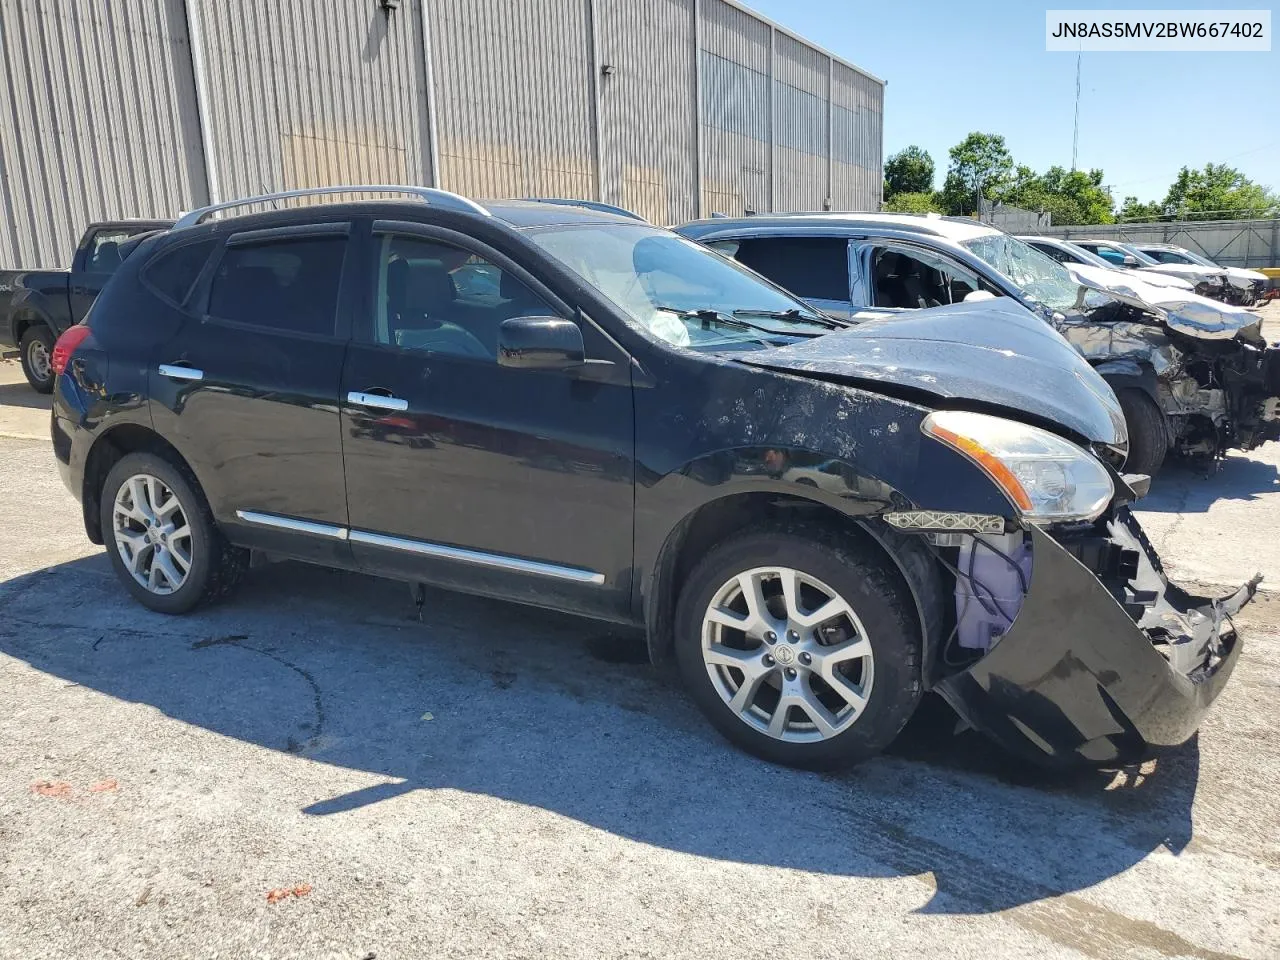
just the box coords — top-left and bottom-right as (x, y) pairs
(19, 324), (56, 393)
(1118, 389), (1168, 478)
(100, 452), (247, 614)
(674, 526), (922, 770)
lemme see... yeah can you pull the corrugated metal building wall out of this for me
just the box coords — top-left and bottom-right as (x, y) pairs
(0, 0), (883, 265)
(0, 1), (208, 267)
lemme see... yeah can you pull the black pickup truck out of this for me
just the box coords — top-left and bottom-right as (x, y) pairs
(1, 219), (172, 391)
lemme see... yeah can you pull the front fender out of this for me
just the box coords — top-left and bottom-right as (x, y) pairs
(8, 289), (60, 342)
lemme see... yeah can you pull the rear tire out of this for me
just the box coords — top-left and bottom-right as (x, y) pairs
(1118, 389), (1168, 478)
(99, 452), (247, 614)
(674, 526), (922, 770)
(19, 324), (55, 393)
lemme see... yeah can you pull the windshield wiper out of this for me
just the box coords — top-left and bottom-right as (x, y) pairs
(732, 307), (847, 330)
(653, 306), (823, 339)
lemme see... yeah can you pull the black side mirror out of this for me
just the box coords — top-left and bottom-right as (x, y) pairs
(498, 316), (585, 370)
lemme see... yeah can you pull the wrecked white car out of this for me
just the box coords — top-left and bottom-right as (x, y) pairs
(1018, 235), (1197, 293)
(1071, 239), (1230, 302)
(675, 214), (1280, 476)
(1131, 242), (1269, 306)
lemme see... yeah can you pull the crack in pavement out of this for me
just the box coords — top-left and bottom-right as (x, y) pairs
(188, 634), (326, 750)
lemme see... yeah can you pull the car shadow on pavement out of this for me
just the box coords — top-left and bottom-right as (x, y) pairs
(1142, 453), (1280, 513)
(0, 379), (52, 411)
(0, 554), (1200, 917)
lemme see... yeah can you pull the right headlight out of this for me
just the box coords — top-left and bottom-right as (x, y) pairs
(922, 410), (1114, 522)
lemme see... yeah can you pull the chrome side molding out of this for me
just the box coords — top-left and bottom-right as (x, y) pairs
(234, 511), (605, 585)
(235, 510), (349, 540)
(349, 530), (606, 584)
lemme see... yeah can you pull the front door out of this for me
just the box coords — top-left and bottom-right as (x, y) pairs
(149, 221), (355, 565)
(339, 222), (635, 619)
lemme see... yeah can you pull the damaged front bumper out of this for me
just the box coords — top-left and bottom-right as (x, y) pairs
(935, 509), (1258, 766)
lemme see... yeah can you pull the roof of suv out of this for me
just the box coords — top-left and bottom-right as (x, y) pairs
(678, 212), (998, 242)
(172, 196), (642, 236)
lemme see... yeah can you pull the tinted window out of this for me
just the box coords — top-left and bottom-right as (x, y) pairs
(731, 237), (851, 302)
(371, 234), (554, 360)
(143, 239), (216, 306)
(208, 236), (346, 336)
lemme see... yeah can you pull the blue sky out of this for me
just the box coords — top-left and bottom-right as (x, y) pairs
(742, 0), (1279, 202)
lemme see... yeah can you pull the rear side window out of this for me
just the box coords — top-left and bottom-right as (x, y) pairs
(143, 239), (216, 307)
(83, 229), (135, 274)
(208, 236), (346, 336)
(730, 237), (851, 302)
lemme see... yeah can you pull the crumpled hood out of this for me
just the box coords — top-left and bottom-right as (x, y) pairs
(1122, 268), (1193, 292)
(729, 298), (1127, 446)
(1223, 266), (1268, 288)
(1066, 262), (1258, 340)
(1138, 262), (1225, 284)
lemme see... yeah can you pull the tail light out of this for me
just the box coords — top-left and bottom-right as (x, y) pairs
(51, 325), (92, 376)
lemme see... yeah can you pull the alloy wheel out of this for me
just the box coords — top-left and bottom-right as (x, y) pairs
(701, 566), (874, 743)
(112, 474), (193, 595)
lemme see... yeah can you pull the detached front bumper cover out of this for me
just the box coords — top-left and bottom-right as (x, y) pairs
(936, 509), (1258, 766)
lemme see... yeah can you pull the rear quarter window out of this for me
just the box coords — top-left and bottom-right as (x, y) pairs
(142, 239), (217, 307)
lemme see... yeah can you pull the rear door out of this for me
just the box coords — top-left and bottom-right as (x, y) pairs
(715, 236), (855, 319)
(149, 221), (356, 565)
(338, 219), (635, 618)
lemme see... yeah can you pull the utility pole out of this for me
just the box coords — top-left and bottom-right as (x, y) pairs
(1071, 49), (1081, 171)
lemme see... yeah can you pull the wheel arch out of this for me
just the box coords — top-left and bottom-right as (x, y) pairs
(1095, 358), (1160, 404)
(81, 424), (198, 545)
(643, 491), (947, 684)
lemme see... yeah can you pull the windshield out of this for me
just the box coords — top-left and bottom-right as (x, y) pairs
(961, 232), (1091, 314)
(524, 223), (830, 350)
(1170, 248), (1218, 268)
(1115, 244), (1159, 266)
(1059, 242), (1116, 269)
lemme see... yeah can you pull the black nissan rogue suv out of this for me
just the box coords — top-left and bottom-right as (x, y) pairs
(50, 186), (1256, 770)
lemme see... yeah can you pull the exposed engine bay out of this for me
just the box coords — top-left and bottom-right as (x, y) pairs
(1053, 281), (1280, 460)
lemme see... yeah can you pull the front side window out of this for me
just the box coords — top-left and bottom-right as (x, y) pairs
(208, 236), (346, 336)
(730, 237), (851, 303)
(870, 246), (982, 309)
(370, 234), (554, 360)
(526, 223), (834, 351)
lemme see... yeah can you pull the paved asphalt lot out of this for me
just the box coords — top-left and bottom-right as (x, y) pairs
(2, 308), (1279, 959)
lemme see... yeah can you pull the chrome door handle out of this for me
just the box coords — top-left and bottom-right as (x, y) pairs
(347, 390), (408, 412)
(158, 363), (204, 381)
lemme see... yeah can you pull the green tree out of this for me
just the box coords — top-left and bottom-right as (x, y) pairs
(1160, 163), (1279, 220)
(882, 191), (943, 214)
(939, 132), (1013, 215)
(1118, 196), (1166, 222)
(883, 145), (935, 198)
(997, 166), (1115, 225)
